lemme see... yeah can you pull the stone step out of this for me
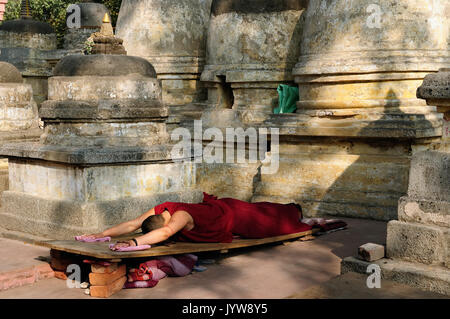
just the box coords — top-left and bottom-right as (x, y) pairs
(341, 256), (450, 296)
(387, 220), (450, 267)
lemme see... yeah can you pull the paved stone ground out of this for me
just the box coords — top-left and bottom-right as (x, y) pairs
(0, 217), (447, 299)
(289, 272), (448, 299)
(0, 238), (54, 290)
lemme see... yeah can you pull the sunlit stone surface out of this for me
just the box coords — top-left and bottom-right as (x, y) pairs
(0, 3), (58, 106)
(116, 0), (213, 105)
(344, 70), (450, 295)
(0, 61), (41, 196)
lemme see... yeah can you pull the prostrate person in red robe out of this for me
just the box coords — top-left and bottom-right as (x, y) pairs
(80, 193), (328, 251)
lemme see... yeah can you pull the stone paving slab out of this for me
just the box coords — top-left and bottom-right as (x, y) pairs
(289, 272), (449, 299)
(0, 238), (54, 290)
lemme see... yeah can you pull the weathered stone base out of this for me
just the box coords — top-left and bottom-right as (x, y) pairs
(387, 220), (450, 267)
(341, 257), (450, 296)
(0, 190), (203, 240)
(23, 76), (48, 108)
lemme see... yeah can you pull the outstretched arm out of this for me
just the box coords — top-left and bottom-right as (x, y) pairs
(111, 211), (191, 249)
(82, 208), (156, 239)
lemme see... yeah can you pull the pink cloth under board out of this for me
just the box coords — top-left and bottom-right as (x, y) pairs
(109, 244), (152, 252)
(124, 254), (197, 289)
(75, 236), (111, 243)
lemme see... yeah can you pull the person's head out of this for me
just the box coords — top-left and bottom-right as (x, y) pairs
(141, 210), (171, 234)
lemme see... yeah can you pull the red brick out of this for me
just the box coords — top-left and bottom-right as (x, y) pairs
(91, 263), (119, 274)
(90, 276), (126, 298)
(54, 271), (68, 280)
(89, 264), (126, 286)
(36, 264), (55, 280)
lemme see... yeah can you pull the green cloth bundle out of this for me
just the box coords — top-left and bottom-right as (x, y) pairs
(274, 84), (299, 114)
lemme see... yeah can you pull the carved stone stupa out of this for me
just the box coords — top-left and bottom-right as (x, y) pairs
(0, 24), (199, 239)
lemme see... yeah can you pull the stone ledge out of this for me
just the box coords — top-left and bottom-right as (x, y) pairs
(0, 142), (190, 165)
(0, 225), (51, 244)
(257, 112), (443, 139)
(341, 256), (450, 296)
(40, 99), (167, 120)
(0, 128), (42, 145)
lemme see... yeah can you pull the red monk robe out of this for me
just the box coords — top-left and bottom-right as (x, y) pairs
(154, 193), (312, 243)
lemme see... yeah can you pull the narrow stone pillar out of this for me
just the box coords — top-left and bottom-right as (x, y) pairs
(417, 69), (450, 151)
(342, 69), (450, 296)
(116, 0), (212, 106)
(252, 0), (449, 220)
(387, 70), (450, 268)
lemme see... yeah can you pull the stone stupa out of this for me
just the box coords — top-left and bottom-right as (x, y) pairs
(0, 17), (200, 239)
(0, 61), (41, 194)
(116, 0), (212, 106)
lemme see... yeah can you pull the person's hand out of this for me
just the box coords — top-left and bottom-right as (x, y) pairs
(110, 241), (134, 251)
(79, 233), (104, 240)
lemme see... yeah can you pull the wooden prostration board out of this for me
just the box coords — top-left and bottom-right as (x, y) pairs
(38, 229), (319, 260)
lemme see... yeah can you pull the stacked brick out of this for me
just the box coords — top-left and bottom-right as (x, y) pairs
(89, 263), (127, 298)
(50, 249), (85, 280)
